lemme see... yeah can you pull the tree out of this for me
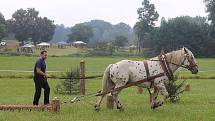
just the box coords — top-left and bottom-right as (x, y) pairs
(204, 0), (215, 57)
(8, 8), (55, 44)
(0, 12), (7, 42)
(114, 35), (128, 48)
(137, 0), (159, 27)
(68, 23), (93, 43)
(31, 17), (55, 43)
(51, 24), (70, 43)
(83, 20), (134, 47)
(152, 16), (211, 57)
(135, 0), (159, 54)
(205, 0), (215, 24)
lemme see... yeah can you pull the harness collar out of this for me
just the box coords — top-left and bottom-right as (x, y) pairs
(159, 53), (174, 80)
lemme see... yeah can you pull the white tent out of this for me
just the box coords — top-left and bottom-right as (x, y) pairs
(0, 42), (6, 46)
(22, 44), (35, 48)
(37, 42), (50, 46)
(73, 41), (86, 45)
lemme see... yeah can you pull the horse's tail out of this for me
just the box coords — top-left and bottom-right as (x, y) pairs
(101, 64), (112, 94)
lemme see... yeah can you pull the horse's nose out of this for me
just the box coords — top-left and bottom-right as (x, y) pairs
(194, 68), (198, 74)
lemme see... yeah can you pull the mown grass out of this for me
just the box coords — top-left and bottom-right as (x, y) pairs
(0, 78), (214, 121)
(0, 55), (215, 121)
(0, 56), (215, 78)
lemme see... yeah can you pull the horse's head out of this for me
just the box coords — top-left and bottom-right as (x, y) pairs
(182, 47), (198, 74)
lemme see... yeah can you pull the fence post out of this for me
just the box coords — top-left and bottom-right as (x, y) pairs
(51, 97), (60, 112)
(137, 87), (143, 94)
(107, 93), (114, 109)
(80, 60), (85, 95)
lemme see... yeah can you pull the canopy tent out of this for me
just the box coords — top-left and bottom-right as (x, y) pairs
(72, 41), (87, 48)
(0, 42), (6, 46)
(37, 42), (50, 46)
(73, 41), (86, 45)
(21, 44), (35, 48)
(19, 44), (34, 53)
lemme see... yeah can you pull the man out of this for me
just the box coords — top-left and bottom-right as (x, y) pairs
(33, 50), (50, 105)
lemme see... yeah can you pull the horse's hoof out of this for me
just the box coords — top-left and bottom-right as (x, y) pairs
(117, 106), (124, 111)
(95, 108), (100, 112)
(157, 101), (164, 106)
(151, 102), (159, 109)
(94, 105), (100, 112)
(95, 107), (100, 112)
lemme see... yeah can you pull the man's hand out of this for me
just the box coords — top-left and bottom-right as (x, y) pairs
(44, 73), (48, 78)
(36, 67), (48, 78)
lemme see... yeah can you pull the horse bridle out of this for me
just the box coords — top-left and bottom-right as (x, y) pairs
(151, 52), (197, 71)
(180, 52), (198, 71)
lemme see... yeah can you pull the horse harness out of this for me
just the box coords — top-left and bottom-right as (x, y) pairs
(143, 53), (174, 83)
(143, 53), (174, 95)
(96, 52), (192, 97)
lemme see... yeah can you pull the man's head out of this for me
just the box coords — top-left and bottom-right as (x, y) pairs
(40, 50), (48, 60)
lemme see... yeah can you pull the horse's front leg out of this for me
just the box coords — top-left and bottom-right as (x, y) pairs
(150, 87), (160, 109)
(95, 95), (105, 111)
(152, 82), (168, 109)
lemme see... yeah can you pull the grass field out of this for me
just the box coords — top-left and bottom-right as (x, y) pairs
(0, 55), (215, 121)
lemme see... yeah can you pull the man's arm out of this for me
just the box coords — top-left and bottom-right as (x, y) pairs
(36, 67), (47, 78)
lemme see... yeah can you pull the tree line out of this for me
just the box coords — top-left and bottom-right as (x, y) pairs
(1, 0), (215, 57)
(0, 8), (55, 45)
(134, 0), (215, 57)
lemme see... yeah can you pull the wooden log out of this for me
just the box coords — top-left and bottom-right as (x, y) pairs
(185, 84), (190, 91)
(0, 105), (50, 111)
(80, 60), (85, 95)
(107, 94), (114, 109)
(0, 98), (60, 112)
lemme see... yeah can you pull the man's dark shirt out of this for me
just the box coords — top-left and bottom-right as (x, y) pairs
(34, 58), (46, 78)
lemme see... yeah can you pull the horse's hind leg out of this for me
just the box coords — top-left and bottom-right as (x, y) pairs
(95, 80), (115, 111)
(111, 84), (125, 111)
(112, 91), (124, 111)
(95, 95), (105, 111)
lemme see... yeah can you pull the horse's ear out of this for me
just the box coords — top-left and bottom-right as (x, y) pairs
(184, 47), (188, 54)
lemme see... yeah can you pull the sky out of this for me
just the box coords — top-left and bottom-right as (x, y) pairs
(0, 0), (207, 27)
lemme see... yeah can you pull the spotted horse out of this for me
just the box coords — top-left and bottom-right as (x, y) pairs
(95, 47), (198, 111)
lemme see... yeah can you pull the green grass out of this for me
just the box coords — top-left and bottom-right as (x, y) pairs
(0, 55), (215, 121)
(0, 56), (215, 78)
(0, 78), (214, 121)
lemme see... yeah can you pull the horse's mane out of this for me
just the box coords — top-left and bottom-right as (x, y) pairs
(165, 48), (184, 65)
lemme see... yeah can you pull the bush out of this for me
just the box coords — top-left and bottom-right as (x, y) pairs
(165, 76), (186, 103)
(54, 67), (80, 95)
(87, 42), (115, 56)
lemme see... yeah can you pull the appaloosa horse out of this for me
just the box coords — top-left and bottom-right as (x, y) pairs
(95, 47), (198, 111)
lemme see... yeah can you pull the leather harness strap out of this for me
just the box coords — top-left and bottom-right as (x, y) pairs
(144, 61), (150, 79)
(144, 61), (153, 93)
(159, 54), (174, 80)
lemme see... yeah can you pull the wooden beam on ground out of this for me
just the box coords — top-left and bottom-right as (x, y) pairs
(0, 98), (60, 112)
